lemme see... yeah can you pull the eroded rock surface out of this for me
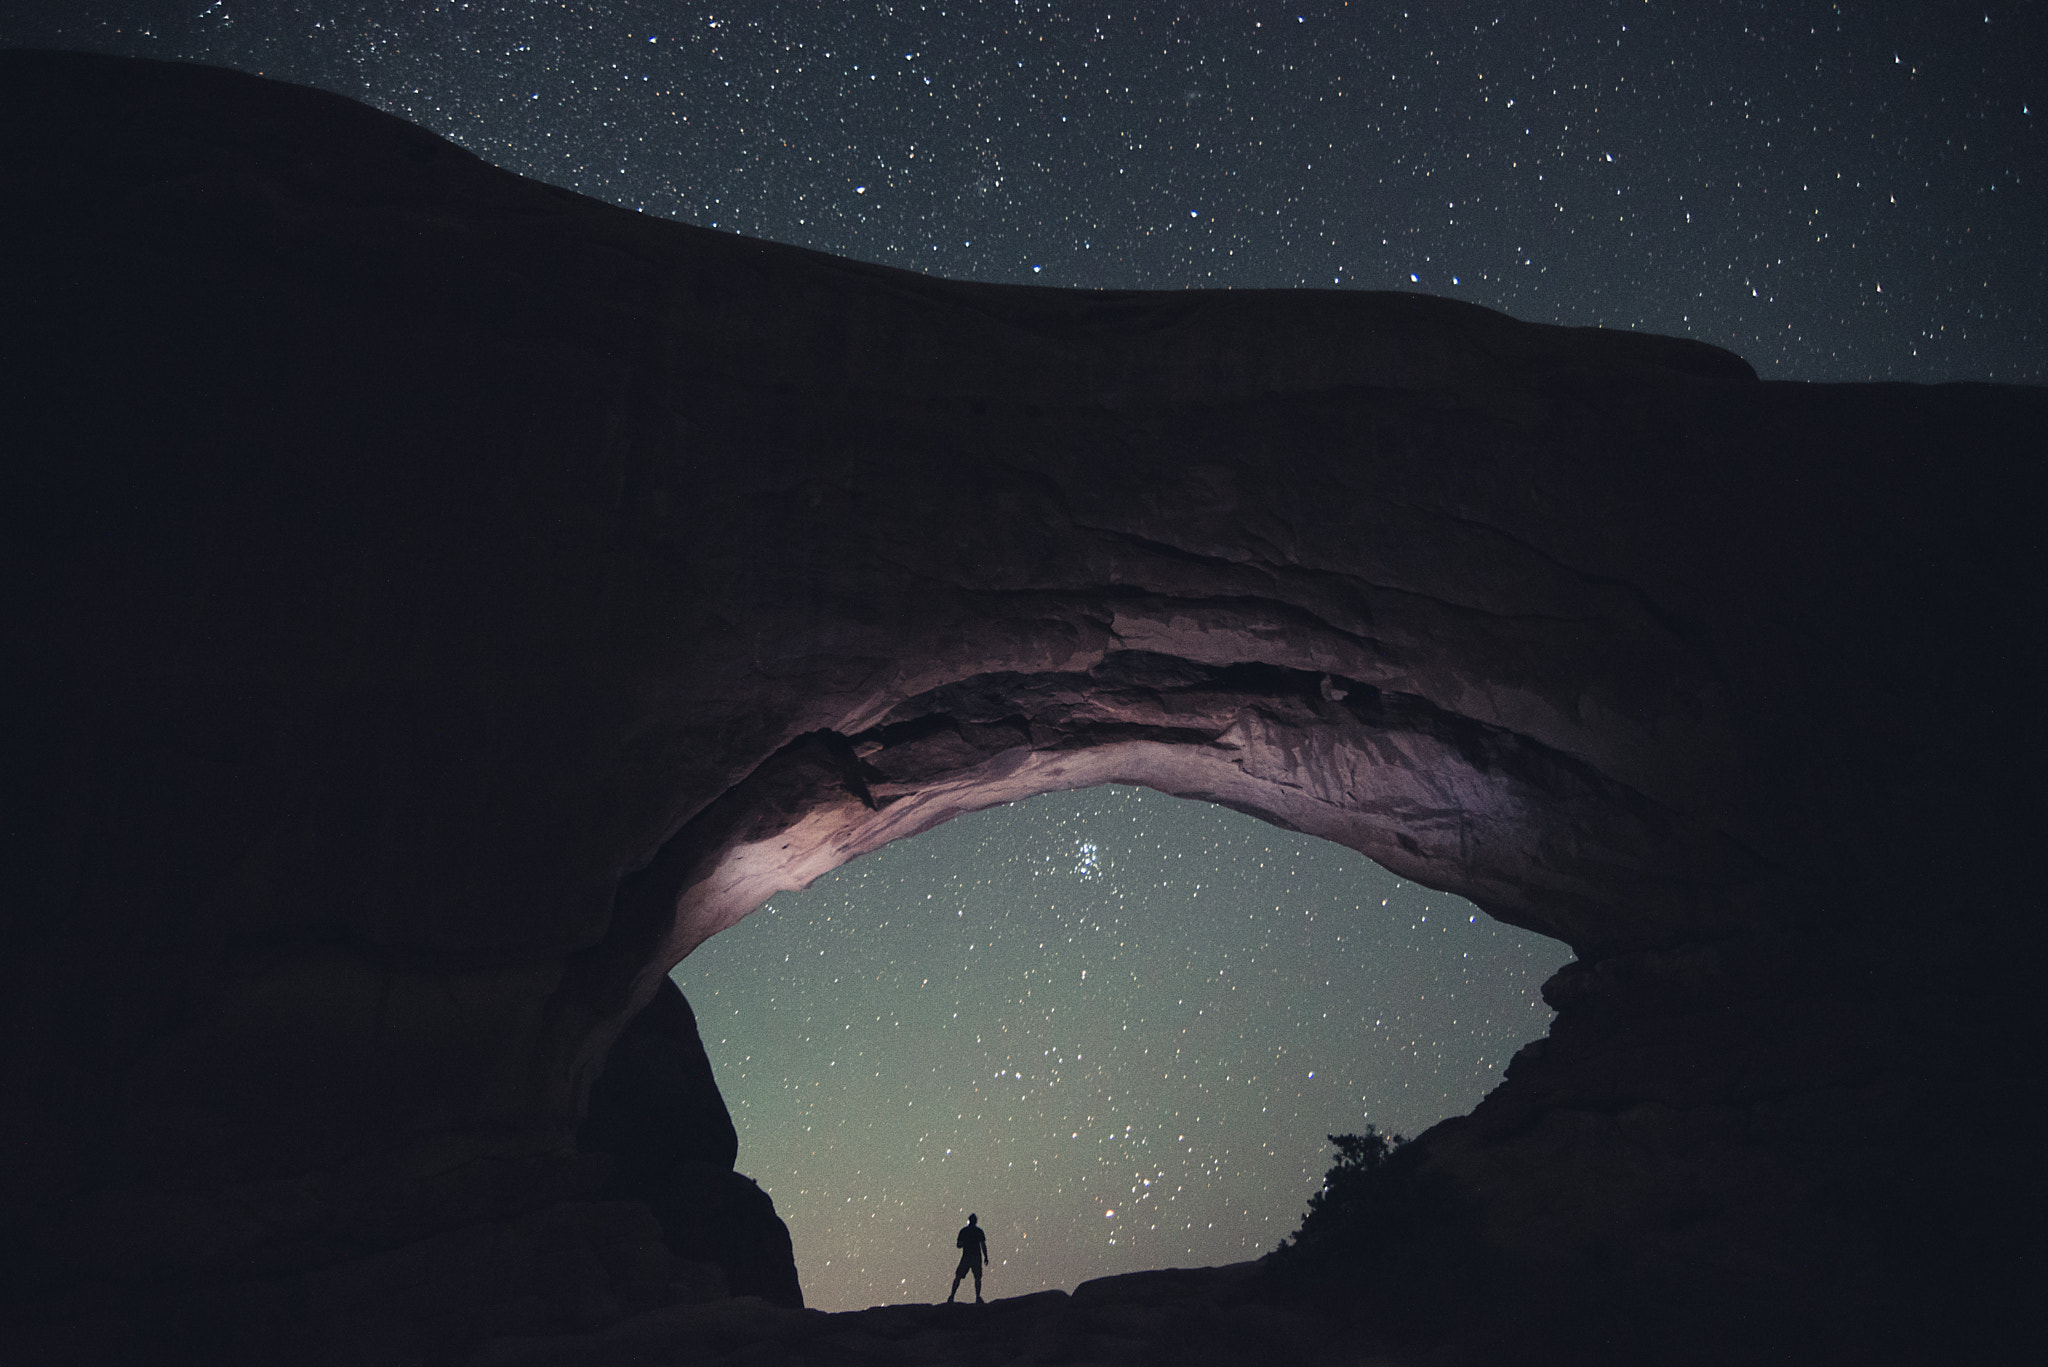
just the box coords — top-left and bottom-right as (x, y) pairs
(2, 49), (2041, 1365)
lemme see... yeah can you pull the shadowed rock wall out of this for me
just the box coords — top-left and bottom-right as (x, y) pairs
(579, 980), (801, 1308)
(2, 50), (2041, 1363)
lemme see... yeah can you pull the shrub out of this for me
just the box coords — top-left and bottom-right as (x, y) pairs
(1272, 1125), (1419, 1267)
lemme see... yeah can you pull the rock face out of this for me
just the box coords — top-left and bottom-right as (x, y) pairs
(579, 982), (802, 1308)
(1, 49), (2041, 1364)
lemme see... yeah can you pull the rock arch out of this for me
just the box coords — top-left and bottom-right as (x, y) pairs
(3, 51), (2039, 1362)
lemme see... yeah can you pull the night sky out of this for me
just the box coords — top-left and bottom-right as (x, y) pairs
(675, 788), (1562, 1307)
(8, 0), (2040, 1310)
(8, 1), (2041, 382)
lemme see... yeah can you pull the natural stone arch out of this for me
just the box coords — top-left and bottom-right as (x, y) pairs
(4, 51), (2039, 1363)
(632, 647), (1758, 1056)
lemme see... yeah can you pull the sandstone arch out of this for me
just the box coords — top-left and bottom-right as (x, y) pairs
(3, 52), (2040, 1362)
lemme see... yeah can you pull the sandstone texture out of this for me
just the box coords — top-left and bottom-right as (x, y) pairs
(2, 50), (2042, 1364)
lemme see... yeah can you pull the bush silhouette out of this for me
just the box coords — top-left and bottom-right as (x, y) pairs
(1269, 1124), (1486, 1321)
(1272, 1125), (1417, 1266)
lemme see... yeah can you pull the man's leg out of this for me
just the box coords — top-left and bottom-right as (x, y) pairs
(947, 1271), (962, 1302)
(972, 1264), (984, 1302)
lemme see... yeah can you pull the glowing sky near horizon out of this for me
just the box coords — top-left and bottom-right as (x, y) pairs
(674, 786), (1568, 1309)
(9, 0), (2038, 1312)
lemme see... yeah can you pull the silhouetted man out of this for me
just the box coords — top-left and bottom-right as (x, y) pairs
(947, 1212), (989, 1303)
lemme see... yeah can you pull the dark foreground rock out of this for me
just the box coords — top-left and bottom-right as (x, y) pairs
(2, 48), (2042, 1365)
(580, 982), (803, 1308)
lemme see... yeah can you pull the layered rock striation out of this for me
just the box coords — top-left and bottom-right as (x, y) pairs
(2, 49), (2041, 1364)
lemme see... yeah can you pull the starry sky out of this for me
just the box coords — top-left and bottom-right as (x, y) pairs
(7, 1), (2041, 382)
(7, 0), (2040, 1311)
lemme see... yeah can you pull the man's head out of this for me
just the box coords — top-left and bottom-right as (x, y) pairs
(968, 1214), (978, 1224)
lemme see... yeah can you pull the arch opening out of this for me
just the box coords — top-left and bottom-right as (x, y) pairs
(674, 783), (1571, 1310)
